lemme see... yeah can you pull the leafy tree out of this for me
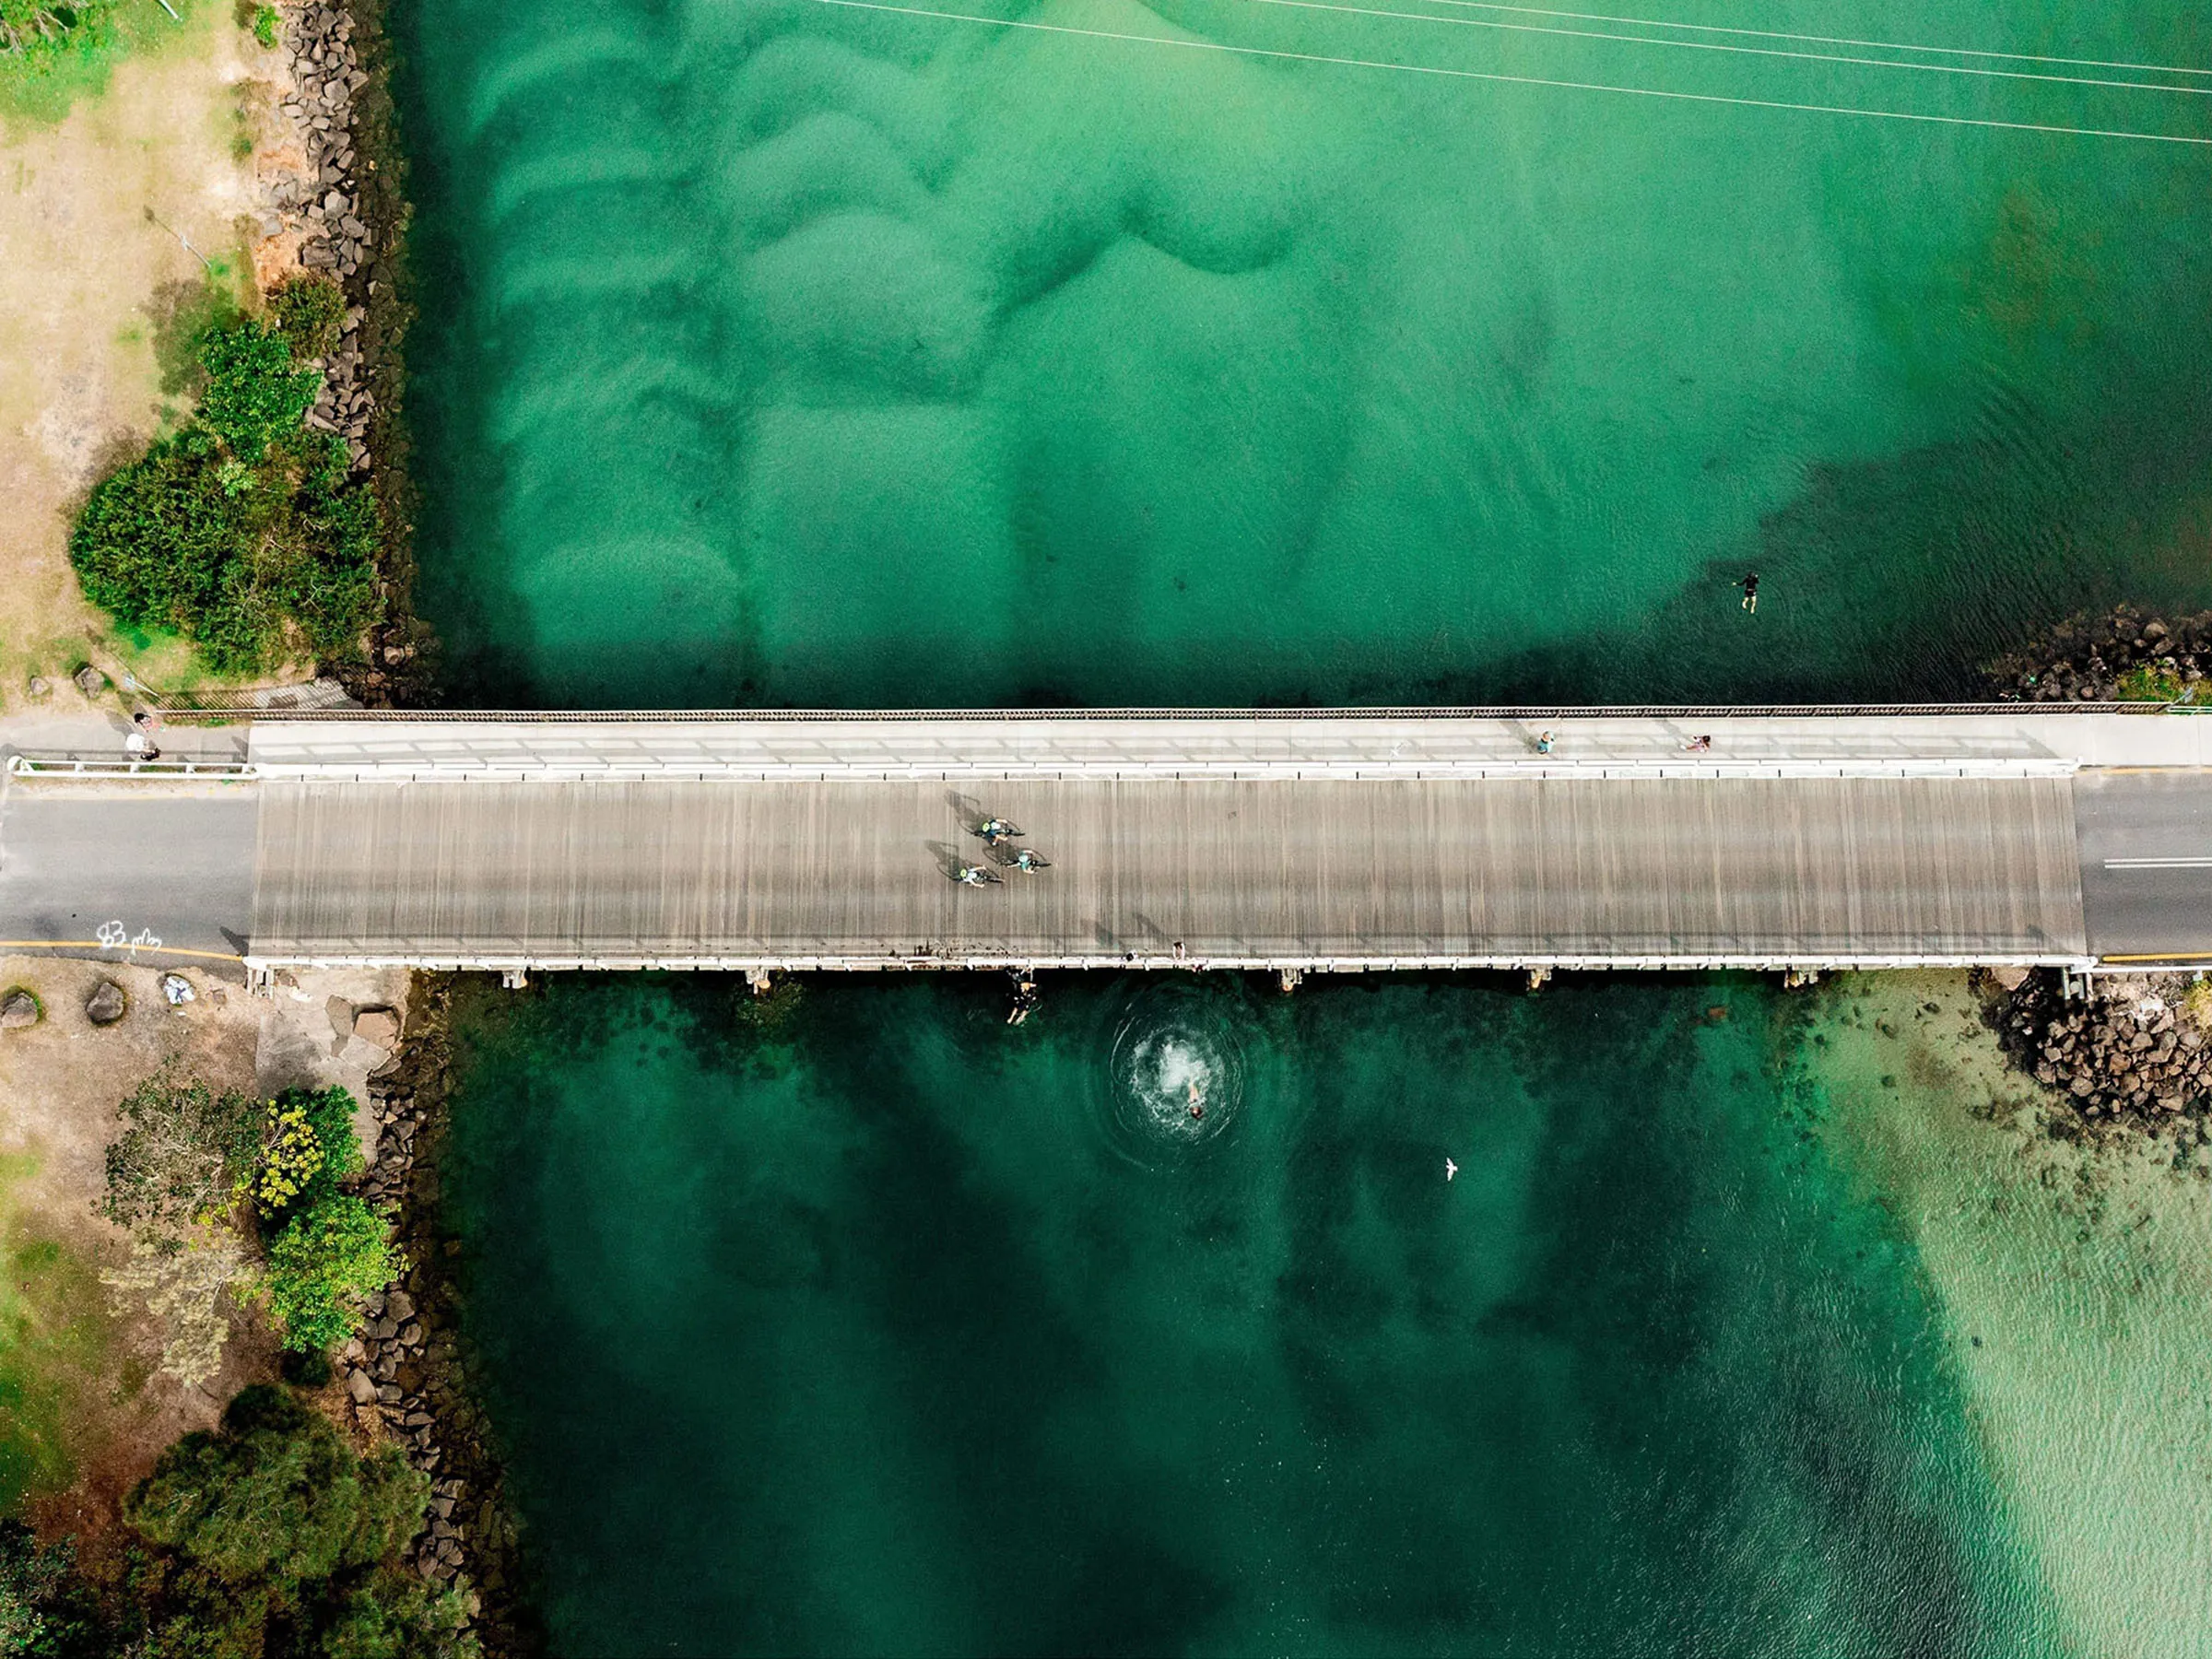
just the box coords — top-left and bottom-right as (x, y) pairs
(0, 1519), (65, 1654)
(264, 1197), (400, 1354)
(317, 1578), (477, 1659)
(71, 422), (380, 675)
(122, 1387), (477, 1659)
(254, 1088), (364, 1221)
(270, 273), (346, 361)
(100, 1075), (260, 1252)
(130, 1388), (421, 1592)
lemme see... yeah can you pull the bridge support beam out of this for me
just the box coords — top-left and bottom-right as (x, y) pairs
(500, 968), (527, 990)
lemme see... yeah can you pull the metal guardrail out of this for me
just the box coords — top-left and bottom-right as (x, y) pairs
(7, 755), (257, 781)
(147, 700), (2194, 724)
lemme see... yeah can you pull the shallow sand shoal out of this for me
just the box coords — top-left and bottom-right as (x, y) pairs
(1806, 971), (2212, 1659)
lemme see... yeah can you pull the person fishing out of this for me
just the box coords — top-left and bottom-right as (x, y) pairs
(1740, 571), (1759, 613)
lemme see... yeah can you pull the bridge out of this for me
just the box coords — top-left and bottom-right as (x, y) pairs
(2, 708), (2208, 981)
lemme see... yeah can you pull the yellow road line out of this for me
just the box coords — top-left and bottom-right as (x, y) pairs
(0, 940), (243, 963)
(2098, 952), (2212, 964)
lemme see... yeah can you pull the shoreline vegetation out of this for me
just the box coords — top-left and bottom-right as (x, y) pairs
(0, 1065), (482, 1654)
(44, 0), (434, 707)
(6, 2), (521, 1651)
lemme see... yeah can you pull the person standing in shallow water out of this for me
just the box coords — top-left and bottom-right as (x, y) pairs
(1740, 571), (1759, 613)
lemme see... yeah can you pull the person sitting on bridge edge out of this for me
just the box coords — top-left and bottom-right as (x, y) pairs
(1740, 571), (1759, 613)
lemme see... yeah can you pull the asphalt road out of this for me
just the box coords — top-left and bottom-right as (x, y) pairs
(0, 783), (260, 967)
(2074, 771), (2212, 962)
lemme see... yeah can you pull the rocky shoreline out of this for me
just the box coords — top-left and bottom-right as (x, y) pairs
(347, 977), (542, 1655)
(267, 0), (434, 707)
(1986, 605), (2212, 704)
(267, 8), (523, 1642)
(1992, 970), (2212, 1148)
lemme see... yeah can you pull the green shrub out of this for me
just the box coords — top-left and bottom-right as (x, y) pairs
(71, 396), (381, 675)
(270, 272), (347, 360)
(100, 1074), (262, 1251)
(196, 320), (320, 464)
(263, 1195), (400, 1353)
(0, 1519), (71, 1654)
(254, 1101), (327, 1217)
(251, 3), (277, 48)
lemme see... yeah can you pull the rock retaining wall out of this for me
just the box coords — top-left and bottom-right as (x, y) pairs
(1994, 970), (2212, 1140)
(343, 981), (539, 1654)
(273, 3), (376, 472)
(266, 0), (435, 706)
(1987, 605), (2212, 703)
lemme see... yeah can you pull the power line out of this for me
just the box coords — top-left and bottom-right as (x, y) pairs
(804, 0), (2212, 145)
(1223, 0), (2212, 96)
(1400, 0), (2212, 77)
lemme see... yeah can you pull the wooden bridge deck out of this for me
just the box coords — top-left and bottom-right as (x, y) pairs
(250, 772), (2088, 970)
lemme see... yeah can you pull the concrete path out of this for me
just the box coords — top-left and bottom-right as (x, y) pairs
(243, 710), (2212, 780)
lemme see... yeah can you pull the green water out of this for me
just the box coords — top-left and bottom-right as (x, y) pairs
(394, 1), (2212, 1651)
(400, 0), (2212, 707)
(444, 975), (2057, 1656)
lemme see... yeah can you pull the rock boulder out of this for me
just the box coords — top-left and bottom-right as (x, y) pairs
(85, 981), (126, 1026)
(354, 1007), (401, 1049)
(0, 991), (39, 1030)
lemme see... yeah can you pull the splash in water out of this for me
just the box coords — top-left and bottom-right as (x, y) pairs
(1102, 979), (1249, 1164)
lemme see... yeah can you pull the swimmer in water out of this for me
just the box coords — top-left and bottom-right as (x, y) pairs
(1188, 1080), (1205, 1121)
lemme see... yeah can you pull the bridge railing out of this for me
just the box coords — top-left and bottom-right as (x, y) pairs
(147, 700), (2194, 723)
(6, 754), (258, 781)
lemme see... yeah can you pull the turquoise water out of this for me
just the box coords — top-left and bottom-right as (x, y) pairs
(399, 0), (2212, 707)
(393, 1), (2212, 1651)
(445, 975), (2072, 1656)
